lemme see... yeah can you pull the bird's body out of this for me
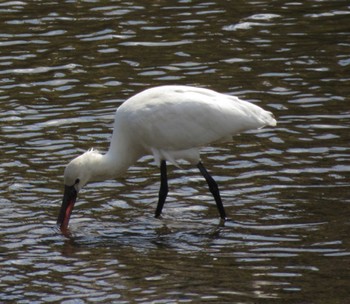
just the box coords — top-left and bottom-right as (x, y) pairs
(57, 85), (276, 230)
(111, 85), (275, 167)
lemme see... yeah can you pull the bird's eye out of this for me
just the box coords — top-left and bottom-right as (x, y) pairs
(75, 178), (80, 185)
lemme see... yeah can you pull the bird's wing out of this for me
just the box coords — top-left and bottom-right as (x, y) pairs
(117, 86), (275, 153)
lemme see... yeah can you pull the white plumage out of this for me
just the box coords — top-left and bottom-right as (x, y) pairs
(57, 85), (276, 230)
(114, 85), (275, 166)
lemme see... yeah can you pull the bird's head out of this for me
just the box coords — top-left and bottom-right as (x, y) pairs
(56, 151), (95, 231)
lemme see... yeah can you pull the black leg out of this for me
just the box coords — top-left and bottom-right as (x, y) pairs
(197, 161), (227, 220)
(155, 160), (168, 218)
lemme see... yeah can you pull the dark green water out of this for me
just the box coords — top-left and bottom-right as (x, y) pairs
(1, 0), (349, 303)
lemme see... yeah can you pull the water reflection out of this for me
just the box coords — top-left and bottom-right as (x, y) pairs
(1, 0), (350, 302)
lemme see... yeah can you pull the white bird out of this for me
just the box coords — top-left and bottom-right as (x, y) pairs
(57, 85), (276, 230)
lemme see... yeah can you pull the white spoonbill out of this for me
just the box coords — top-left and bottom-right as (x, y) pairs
(57, 85), (276, 230)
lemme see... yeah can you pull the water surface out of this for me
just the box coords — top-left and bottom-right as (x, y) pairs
(1, 0), (350, 303)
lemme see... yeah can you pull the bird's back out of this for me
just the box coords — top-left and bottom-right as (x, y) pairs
(113, 85), (276, 165)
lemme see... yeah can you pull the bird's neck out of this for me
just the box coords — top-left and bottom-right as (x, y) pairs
(87, 149), (139, 183)
(102, 126), (145, 179)
(90, 143), (143, 181)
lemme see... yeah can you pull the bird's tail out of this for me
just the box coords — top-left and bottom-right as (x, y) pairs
(264, 111), (277, 127)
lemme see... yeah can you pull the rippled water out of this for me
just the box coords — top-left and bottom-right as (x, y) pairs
(1, 0), (350, 303)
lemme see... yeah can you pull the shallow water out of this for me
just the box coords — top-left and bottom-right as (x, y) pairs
(1, 0), (350, 303)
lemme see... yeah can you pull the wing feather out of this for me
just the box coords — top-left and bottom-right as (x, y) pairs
(117, 85), (275, 152)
